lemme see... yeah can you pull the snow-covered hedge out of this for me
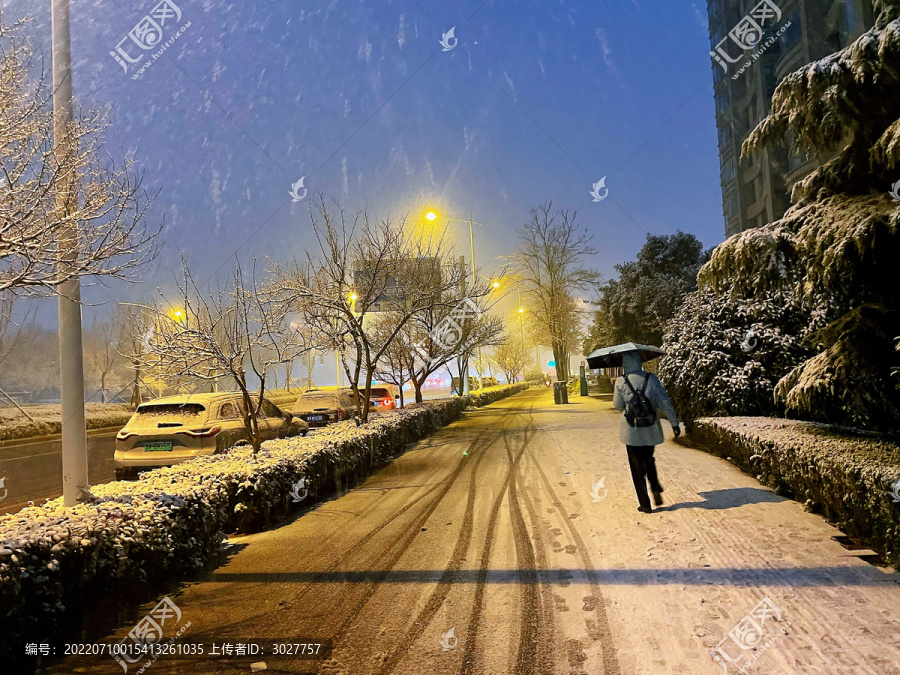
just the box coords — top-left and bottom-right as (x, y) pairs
(0, 384), (527, 664)
(0, 403), (133, 442)
(691, 417), (900, 566)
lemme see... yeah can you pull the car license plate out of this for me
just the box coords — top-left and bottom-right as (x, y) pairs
(307, 415), (324, 422)
(144, 441), (173, 452)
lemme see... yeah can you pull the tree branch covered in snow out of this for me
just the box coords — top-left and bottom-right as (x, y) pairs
(0, 14), (159, 295)
(743, 2), (900, 202)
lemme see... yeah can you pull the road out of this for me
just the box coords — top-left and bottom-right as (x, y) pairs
(0, 426), (119, 514)
(51, 387), (900, 674)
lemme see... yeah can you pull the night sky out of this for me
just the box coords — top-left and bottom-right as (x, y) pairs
(8, 0), (722, 325)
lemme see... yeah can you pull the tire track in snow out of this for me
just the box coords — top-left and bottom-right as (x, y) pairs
(320, 405), (520, 671)
(504, 405), (551, 675)
(460, 400), (540, 675)
(374, 406), (525, 675)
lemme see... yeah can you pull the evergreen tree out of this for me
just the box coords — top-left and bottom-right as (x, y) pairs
(585, 232), (709, 349)
(663, 1), (900, 429)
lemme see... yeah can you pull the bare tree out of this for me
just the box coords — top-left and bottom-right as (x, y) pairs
(267, 196), (469, 421)
(0, 291), (36, 379)
(85, 318), (121, 403)
(450, 311), (505, 389)
(132, 261), (311, 454)
(384, 257), (505, 402)
(0, 290), (39, 414)
(512, 203), (599, 381)
(372, 317), (415, 407)
(85, 304), (136, 402)
(0, 16), (158, 296)
(494, 332), (528, 384)
(0, 322), (58, 395)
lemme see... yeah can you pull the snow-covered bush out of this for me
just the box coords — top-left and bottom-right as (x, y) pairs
(659, 291), (811, 424)
(0, 384), (527, 665)
(0, 403), (133, 442)
(692, 417), (900, 566)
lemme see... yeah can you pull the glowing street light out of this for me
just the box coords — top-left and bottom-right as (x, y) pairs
(422, 205), (483, 395)
(350, 293), (358, 301)
(518, 307), (524, 314)
(492, 281), (500, 289)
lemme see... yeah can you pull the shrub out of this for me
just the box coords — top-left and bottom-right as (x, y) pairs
(0, 403), (133, 442)
(659, 291), (810, 425)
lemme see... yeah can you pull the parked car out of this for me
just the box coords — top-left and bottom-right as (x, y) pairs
(367, 384), (401, 411)
(451, 376), (480, 394)
(114, 392), (308, 479)
(292, 389), (357, 426)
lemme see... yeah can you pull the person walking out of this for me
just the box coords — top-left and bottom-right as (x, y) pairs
(612, 350), (681, 513)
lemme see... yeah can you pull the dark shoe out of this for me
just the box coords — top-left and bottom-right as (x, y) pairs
(637, 505), (652, 514)
(652, 490), (664, 507)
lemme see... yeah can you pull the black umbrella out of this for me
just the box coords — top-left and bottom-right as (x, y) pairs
(585, 342), (666, 369)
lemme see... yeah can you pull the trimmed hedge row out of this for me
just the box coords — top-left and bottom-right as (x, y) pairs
(0, 403), (133, 442)
(691, 417), (900, 566)
(0, 384), (528, 664)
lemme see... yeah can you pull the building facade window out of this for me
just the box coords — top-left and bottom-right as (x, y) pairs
(724, 193), (740, 221)
(718, 124), (733, 150)
(722, 155), (736, 182)
(779, 13), (802, 51)
(762, 63), (779, 99)
(715, 90), (730, 116)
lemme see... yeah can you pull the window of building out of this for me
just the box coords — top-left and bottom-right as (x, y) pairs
(724, 193), (740, 221)
(718, 124), (733, 150)
(711, 26), (726, 49)
(779, 13), (802, 52)
(715, 90), (730, 116)
(762, 63), (779, 99)
(722, 156), (736, 182)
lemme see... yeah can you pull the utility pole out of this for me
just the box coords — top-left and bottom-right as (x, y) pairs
(468, 214), (483, 392)
(53, 0), (88, 507)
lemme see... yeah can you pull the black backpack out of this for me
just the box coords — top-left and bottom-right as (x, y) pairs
(623, 374), (657, 428)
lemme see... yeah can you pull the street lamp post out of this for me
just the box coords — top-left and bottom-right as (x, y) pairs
(424, 211), (482, 395)
(53, 0), (89, 507)
(425, 211), (479, 288)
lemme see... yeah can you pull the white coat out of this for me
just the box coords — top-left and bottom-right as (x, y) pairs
(612, 370), (679, 446)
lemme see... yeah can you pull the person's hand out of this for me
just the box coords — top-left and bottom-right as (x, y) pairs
(672, 424), (681, 438)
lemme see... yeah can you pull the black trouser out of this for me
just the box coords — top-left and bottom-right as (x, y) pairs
(626, 445), (662, 510)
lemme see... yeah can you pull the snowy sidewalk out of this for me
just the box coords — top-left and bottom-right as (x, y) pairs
(537, 389), (900, 674)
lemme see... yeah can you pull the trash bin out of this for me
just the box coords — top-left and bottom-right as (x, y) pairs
(553, 380), (568, 405)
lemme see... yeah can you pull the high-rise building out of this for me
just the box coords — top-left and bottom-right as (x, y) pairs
(708, 0), (874, 237)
